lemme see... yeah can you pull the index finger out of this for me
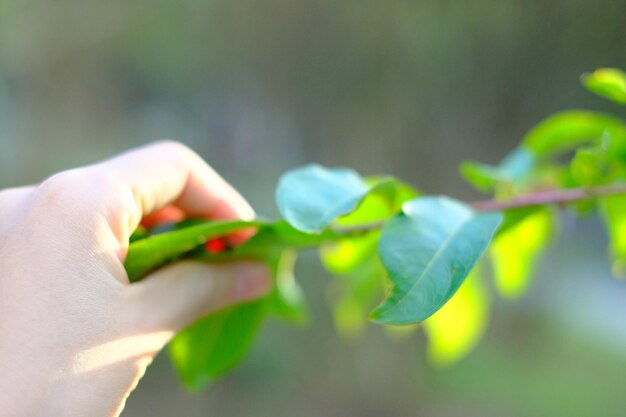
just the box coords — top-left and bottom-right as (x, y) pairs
(91, 141), (255, 239)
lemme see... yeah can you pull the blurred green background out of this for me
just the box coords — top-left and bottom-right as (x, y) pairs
(2, 1), (626, 416)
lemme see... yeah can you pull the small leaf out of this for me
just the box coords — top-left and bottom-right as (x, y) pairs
(581, 68), (626, 105)
(570, 146), (606, 186)
(371, 197), (502, 324)
(125, 219), (260, 282)
(276, 164), (369, 233)
(266, 249), (309, 324)
(423, 266), (489, 367)
(522, 110), (626, 157)
(459, 161), (506, 192)
(168, 301), (266, 389)
(491, 209), (553, 298)
(497, 147), (536, 181)
(460, 148), (536, 192)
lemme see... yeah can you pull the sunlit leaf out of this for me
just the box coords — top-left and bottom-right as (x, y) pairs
(266, 249), (309, 324)
(569, 146), (606, 186)
(362, 176), (420, 216)
(370, 197), (502, 324)
(581, 68), (626, 105)
(321, 232), (379, 275)
(491, 210), (553, 298)
(125, 219), (261, 282)
(600, 193), (626, 277)
(522, 110), (626, 157)
(423, 267), (489, 367)
(460, 148), (536, 191)
(322, 177), (418, 274)
(459, 161), (506, 192)
(169, 301), (266, 389)
(330, 255), (386, 339)
(276, 164), (369, 232)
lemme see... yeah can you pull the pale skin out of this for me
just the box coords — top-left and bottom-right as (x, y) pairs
(0, 141), (272, 417)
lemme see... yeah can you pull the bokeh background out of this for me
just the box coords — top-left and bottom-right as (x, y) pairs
(3, 1), (626, 416)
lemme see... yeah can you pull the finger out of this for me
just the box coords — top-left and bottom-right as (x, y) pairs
(140, 205), (185, 229)
(122, 260), (271, 332)
(89, 141), (255, 239)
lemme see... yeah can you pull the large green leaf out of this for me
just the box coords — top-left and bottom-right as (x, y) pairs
(581, 68), (626, 105)
(490, 209), (553, 298)
(522, 110), (626, 157)
(168, 301), (266, 389)
(275, 164), (370, 233)
(125, 219), (260, 282)
(370, 197), (502, 324)
(423, 266), (489, 367)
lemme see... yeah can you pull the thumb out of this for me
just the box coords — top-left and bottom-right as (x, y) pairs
(123, 260), (272, 333)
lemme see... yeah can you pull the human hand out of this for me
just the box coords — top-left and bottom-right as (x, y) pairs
(0, 142), (271, 417)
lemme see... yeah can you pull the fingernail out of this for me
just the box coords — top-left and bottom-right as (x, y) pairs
(235, 263), (272, 301)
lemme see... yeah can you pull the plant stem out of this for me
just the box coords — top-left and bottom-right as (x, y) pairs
(469, 183), (626, 212)
(332, 182), (626, 234)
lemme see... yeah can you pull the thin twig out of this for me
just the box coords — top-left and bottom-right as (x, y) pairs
(330, 183), (626, 234)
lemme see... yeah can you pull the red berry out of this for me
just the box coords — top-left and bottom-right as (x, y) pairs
(205, 238), (227, 253)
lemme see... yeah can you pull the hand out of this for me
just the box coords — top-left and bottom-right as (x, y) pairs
(0, 142), (271, 417)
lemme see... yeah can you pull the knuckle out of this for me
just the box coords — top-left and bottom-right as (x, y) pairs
(154, 140), (195, 157)
(32, 169), (119, 218)
(35, 170), (88, 202)
(152, 140), (202, 166)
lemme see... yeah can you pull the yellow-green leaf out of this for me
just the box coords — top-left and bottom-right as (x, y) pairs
(422, 267), (489, 367)
(581, 68), (626, 105)
(490, 210), (553, 298)
(522, 110), (626, 158)
(600, 193), (626, 276)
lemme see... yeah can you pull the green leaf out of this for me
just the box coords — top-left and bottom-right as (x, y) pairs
(497, 147), (536, 181)
(168, 301), (266, 389)
(232, 221), (340, 258)
(321, 177), (417, 273)
(321, 231), (379, 275)
(459, 161), (506, 192)
(522, 110), (626, 157)
(266, 249), (309, 324)
(460, 148), (536, 192)
(423, 266), (489, 367)
(129, 225), (149, 242)
(330, 255), (386, 339)
(490, 209), (553, 298)
(570, 146), (606, 186)
(581, 68), (626, 105)
(600, 193), (626, 276)
(320, 177), (418, 334)
(371, 197), (502, 324)
(125, 219), (260, 282)
(362, 176), (420, 216)
(276, 164), (369, 232)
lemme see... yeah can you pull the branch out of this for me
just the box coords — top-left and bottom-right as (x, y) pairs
(332, 182), (626, 234)
(469, 183), (626, 212)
